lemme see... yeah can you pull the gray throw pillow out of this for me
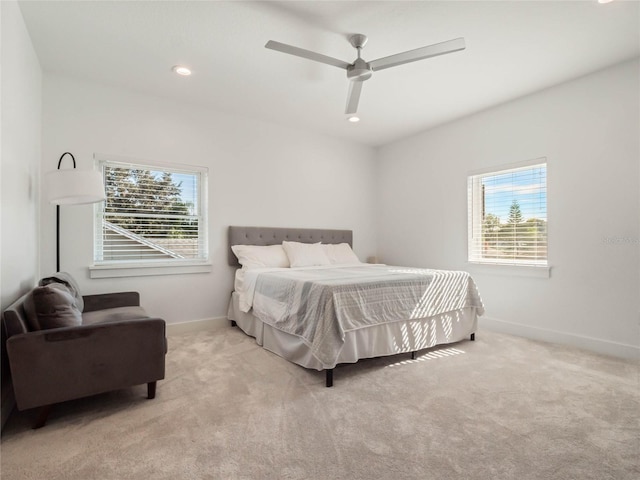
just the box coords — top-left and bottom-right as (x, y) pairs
(28, 283), (83, 330)
(39, 272), (84, 312)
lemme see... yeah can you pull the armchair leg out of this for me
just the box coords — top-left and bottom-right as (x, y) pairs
(147, 381), (157, 399)
(32, 404), (53, 429)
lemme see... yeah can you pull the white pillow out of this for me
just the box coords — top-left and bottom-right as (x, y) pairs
(325, 243), (361, 265)
(282, 241), (331, 267)
(231, 244), (290, 269)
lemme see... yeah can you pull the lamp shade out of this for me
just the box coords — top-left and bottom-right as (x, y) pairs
(46, 169), (106, 205)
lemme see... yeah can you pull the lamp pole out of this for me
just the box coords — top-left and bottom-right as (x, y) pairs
(55, 152), (77, 272)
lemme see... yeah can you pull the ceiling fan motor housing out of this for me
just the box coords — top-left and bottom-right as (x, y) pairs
(347, 58), (373, 81)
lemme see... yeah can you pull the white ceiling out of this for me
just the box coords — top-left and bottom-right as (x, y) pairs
(18, 0), (640, 147)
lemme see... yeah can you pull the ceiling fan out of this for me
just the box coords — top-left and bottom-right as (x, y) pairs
(265, 34), (465, 115)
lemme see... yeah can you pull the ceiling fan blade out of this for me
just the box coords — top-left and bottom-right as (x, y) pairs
(369, 37), (465, 72)
(345, 81), (363, 114)
(265, 40), (351, 70)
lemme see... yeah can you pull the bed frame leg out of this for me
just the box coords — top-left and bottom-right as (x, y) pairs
(411, 351), (416, 360)
(230, 320), (237, 327)
(325, 369), (334, 388)
(470, 333), (475, 341)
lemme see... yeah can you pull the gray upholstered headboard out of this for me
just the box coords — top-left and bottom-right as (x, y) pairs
(228, 226), (353, 267)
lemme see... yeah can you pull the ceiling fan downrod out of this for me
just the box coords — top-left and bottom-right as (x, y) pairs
(347, 34), (372, 82)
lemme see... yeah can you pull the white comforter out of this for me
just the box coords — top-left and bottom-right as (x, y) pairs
(238, 264), (484, 369)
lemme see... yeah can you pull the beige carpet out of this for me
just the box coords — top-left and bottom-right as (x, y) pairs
(1, 326), (638, 480)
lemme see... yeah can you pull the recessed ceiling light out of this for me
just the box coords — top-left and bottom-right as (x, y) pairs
(347, 116), (360, 123)
(597, 0), (614, 3)
(172, 65), (192, 76)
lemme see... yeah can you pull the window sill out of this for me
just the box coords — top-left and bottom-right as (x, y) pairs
(89, 261), (212, 278)
(466, 262), (551, 278)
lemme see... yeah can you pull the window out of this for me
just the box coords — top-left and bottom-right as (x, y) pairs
(93, 155), (208, 270)
(468, 159), (547, 266)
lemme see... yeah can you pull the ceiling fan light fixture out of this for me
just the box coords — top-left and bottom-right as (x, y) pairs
(172, 65), (192, 76)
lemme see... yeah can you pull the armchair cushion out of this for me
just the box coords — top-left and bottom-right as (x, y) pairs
(82, 306), (148, 326)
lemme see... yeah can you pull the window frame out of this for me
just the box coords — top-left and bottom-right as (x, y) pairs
(89, 153), (211, 278)
(467, 158), (548, 272)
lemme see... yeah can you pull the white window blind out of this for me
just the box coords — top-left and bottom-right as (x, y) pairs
(94, 156), (208, 265)
(468, 159), (547, 266)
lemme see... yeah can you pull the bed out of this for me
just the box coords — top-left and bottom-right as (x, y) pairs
(226, 226), (484, 386)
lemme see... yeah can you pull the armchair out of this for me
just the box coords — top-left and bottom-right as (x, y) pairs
(2, 276), (167, 428)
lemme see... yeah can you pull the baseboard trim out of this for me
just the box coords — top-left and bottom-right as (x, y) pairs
(480, 316), (639, 360)
(166, 316), (229, 336)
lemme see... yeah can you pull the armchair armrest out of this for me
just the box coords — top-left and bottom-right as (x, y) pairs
(82, 292), (140, 312)
(7, 317), (166, 411)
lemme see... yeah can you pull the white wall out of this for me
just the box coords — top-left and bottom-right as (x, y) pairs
(376, 59), (640, 358)
(41, 74), (377, 326)
(1, 0), (43, 429)
(1, 0), (42, 310)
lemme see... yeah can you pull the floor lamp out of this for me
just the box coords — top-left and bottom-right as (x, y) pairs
(45, 152), (106, 272)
